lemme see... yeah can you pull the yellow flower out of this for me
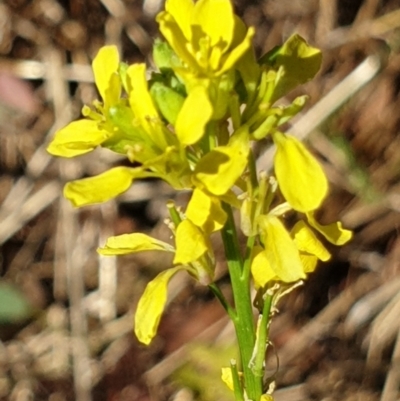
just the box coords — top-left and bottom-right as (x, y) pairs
(307, 212), (353, 245)
(46, 41), (223, 208)
(251, 215), (306, 286)
(157, 0), (254, 78)
(291, 220), (331, 274)
(186, 188), (227, 234)
(97, 216), (215, 345)
(193, 126), (250, 195)
(47, 46), (121, 157)
(250, 215), (349, 288)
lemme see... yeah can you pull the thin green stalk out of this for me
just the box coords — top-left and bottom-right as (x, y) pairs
(242, 234), (256, 284)
(247, 149), (259, 191)
(208, 282), (235, 320)
(221, 203), (262, 401)
(249, 292), (273, 378)
(200, 121), (218, 153)
(231, 359), (245, 401)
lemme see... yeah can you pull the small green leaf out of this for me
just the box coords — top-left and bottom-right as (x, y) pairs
(150, 81), (185, 125)
(153, 39), (180, 70)
(259, 34), (322, 102)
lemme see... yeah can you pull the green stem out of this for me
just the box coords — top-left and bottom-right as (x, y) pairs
(208, 282), (235, 320)
(231, 359), (245, 401)
(242, 235), (256, 284)
(247, 150), (259, 191)
(200, 121), (218, 153)
(250, 292), (273, 379)
(221, 203), (262, 401)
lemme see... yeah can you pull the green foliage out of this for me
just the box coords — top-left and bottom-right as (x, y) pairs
(173, 344), (236, 401)
(0, 283), (33, 324)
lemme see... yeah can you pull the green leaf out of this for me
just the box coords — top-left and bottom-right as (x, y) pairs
(0, 283), (33, 324)
(259, 34), (322, 102)
(153, 39), (180, 71)
(150, 81), (185, 125)
(105, 105), (158, 161)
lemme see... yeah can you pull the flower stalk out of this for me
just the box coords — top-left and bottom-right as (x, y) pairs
(221, 202), (262, 400)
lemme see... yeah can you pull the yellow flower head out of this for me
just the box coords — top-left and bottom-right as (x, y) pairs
(157, 0), (254, 78)
(47, 46), (121, 157)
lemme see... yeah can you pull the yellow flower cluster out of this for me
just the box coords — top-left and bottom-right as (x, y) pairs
(47, 0), (352, 355)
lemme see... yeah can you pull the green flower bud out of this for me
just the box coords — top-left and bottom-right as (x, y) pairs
(150, 81), (185, 125)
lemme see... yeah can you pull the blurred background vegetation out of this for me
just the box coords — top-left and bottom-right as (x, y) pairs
(1, 0), (400, 400)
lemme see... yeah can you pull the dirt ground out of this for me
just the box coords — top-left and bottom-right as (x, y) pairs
(1, 0), (400, 400)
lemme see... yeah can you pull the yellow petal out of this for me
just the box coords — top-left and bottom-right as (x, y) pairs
(127, 64), (168, 149)
(47, 119), (109, 157)
(193, 127), (249, 195)
(156, 11), (198, 71)
(92, 45), (120, 106)
(292, 221), (331, 261)
(251, 246), (276, 288)
(240, 196), (254, 236)
(221, 367), (234, 391)
(219, 27), (255, 75)
(307, 213), (353, 245)
(164, 0), (193, 40)
(273, 132), (328, 212)
(135, 266), (183, 345)
(64, 167), (152, 207)
(186, 188), (227, 233)
(258, 215), (306, 282)
(98, 233), (174, 255)
(173, 219), (208, 265)
(193, 0), (234, 50)
(175, 86), (213, 146)
(299, 252), (319, 274)
(260, 395), (274, 401)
